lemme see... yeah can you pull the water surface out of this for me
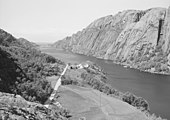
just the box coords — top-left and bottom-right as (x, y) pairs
(41, 47), (170, 119)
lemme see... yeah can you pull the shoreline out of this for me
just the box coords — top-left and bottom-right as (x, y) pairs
(63, 61), (167, 120)
(42, 47), (168, 119)
(61, 48), (170, 76)
(119, 62), (170, 76)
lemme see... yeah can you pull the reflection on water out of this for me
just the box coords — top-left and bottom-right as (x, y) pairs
(41, 47), (170, 119)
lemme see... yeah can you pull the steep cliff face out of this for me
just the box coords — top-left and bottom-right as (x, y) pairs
(163, 6), (170, 53)
(54, 7), (170, 74)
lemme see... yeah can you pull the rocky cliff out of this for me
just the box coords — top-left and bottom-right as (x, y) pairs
(54, 6), (170, 74)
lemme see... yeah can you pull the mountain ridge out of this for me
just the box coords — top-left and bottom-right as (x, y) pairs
(0, 28), (167, 120)
(54, 6), (170, 74)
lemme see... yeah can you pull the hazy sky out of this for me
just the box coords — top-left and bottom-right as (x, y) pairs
(0, 0), (169, 43)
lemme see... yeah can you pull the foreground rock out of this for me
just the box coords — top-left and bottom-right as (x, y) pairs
(0, 92), (68, 120)
(54, 6), (170, 74)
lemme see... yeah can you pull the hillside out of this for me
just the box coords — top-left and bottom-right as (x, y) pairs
(54, 6), (170, 74)
(59, 61), (167, 120)
(0, 92), (69, 120)
(0, 28), (70, 119)
(0, 28), (167, 120)
(0, 28), (66, 102)
(18, 38), (39, 49)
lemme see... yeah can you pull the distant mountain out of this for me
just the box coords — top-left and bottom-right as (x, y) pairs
(0, 28), (38, 49)
(0, 29), (20, 46)
(18, 37), (39, 48)
(54, 6), (170, 74)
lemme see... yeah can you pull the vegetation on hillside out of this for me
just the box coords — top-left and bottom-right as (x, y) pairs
(0, 28), (167, 120)
(126, 44), (169, 74)
(0, 92), (70, 120)
(0, 28), (65, 104)
(61, 62), (149, 112)
(61, 62), (167, 120)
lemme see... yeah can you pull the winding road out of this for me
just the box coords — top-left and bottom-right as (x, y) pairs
(44, 64), (69, 108)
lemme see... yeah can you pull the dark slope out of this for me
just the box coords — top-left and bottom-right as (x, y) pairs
(0, 28), (64, 103)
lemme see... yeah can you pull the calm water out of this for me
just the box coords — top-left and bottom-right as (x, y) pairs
(41, 47), (170, 119)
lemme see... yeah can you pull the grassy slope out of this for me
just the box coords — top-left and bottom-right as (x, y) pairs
(57, 85), (148, 120)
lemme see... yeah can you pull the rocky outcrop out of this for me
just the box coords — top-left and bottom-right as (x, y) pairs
(163, 6), (170, 53)
(0, 92), (68, 120)
(54, 6), (170, 74)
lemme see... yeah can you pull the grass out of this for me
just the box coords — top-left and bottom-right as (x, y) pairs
(57, 85), (148, 120)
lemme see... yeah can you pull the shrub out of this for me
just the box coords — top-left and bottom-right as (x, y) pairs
(122, 92), (149, 111)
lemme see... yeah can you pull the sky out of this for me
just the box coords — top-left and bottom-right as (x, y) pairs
(0, 0), (169, 43)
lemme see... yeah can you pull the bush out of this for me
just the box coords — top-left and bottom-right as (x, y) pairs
(80, 71), (120, 97)
(61, 75), (79, 85)
(122, 92), (149, 112)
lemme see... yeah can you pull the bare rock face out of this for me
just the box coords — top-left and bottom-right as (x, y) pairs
(54, 6), (170, 74)
(163, 6), (170, 53)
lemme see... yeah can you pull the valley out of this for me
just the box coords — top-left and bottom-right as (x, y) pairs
(1, 4), (170, 120)
(41, 47), (170, 119)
